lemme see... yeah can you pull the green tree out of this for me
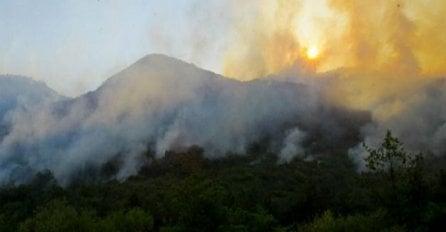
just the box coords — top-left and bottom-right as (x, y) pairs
(19, 200), (97, 232)
(363, 131), (423, 198)
(364, 131), (405, 193)
(298, 210), (404, 232)
(99, 208), (154, 232)
(363, 130), (427, 227)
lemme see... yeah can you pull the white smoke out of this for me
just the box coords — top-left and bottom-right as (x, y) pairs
(278, 128), (306, 164)
(348, 79), (446, 169)
(0, 55), (369, 185)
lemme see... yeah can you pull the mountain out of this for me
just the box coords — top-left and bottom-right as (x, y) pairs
(0, 75), (63, 141)
(0, 55), (370, 184)
(0, 75), (61, 113)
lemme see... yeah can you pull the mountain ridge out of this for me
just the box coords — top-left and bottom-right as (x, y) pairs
(0, 54), (370, 184)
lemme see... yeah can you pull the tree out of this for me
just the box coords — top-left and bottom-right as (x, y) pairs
(100, 208), (154, 232)
(298, 210), (404, 232)
(363, 131), (409, 196)
(19, 200), (96, 232)
(362, 130), (426, 225)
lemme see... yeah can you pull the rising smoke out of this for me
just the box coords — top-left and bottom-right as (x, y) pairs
(221, 0), (446, 166)
(0, 55), (369, 185)
(279, 128), (306, 163)
(0, 0), (445, 184)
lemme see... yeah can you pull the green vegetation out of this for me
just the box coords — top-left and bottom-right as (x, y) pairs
(0, 132), (445, 231)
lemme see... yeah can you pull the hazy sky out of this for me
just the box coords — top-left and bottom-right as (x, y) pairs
(0, 0), (231, 96)
(2, 0), (445, 97)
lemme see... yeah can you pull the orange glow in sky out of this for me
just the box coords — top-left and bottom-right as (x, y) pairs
(306, 46), (320, 60)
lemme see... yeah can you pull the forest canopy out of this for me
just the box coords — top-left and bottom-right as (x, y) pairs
(0, 132), (445, 231)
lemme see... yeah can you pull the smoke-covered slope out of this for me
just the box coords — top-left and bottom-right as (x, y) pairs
(0, 55), (370, 184)
(0, 75), (63, 140)
(349, 78), (446, 168)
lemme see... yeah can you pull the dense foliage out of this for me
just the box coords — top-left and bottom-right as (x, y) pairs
(0, 132), (445, 231)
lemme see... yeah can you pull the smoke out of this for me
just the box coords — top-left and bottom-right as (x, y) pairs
(349, 79), (446, 169)
(222, 0), (305, 80)
(222, 0), (446, 78)
(1, 0), (445, 184)
(217, 0), (446, 168)
(279, 128), (306, 164)
(0, 55), (369, 185)
(219, 0), (446, 113)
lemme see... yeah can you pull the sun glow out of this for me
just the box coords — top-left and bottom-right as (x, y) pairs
(306, 46), (320, 59)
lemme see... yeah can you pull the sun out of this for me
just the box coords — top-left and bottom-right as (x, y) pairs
(306, 46), (320, 60)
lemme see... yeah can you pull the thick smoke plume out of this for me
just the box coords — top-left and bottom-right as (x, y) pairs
(0, 55), (368, 184)
(219, 0), (446, 168)
(223, 0), (446, 79)
(1, 0), (445, 184)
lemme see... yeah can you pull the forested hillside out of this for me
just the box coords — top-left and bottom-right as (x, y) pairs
(2, 0), (446, 231)
(0, 132), (445, 231)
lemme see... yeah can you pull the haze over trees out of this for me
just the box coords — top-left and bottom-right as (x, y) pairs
(0, 55), (371, 184)
(1, 0), (446, 231)
(0, 131), (445, 231)
(0, 54), (445, 231)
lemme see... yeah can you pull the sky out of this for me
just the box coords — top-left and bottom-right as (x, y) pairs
(1, 0), (445, 97)
(0, 0), (232, 96)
